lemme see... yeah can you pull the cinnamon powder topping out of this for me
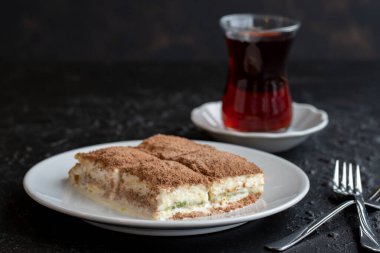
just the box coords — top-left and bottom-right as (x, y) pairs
(137, 134), (262, 179)
(75, 146), (208, 188)
(171, 148), (262, 178)
(138, 134), (214, 159)
(129, 160), (209, 188)
(75, 146), (157, 168)
(75, 134), (262, 187)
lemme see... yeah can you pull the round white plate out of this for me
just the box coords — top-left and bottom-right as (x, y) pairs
(23, 140), (309, 236)
(191, 101), (328, 153)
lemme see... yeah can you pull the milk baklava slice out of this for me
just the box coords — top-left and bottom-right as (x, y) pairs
(68, 147), (210, 220)
(138, 135), (264, 212)
(173, 149), (264, 212)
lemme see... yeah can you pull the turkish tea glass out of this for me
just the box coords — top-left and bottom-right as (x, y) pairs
(220, 14), (300, 132)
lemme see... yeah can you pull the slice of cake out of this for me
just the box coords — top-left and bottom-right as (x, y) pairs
(138, 135), (264, 213)
(69, 147), (210, 220)
(68, 135), (264, 220)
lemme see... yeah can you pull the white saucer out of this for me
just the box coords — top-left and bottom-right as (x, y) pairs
(23, 140), (309, 236)
(191, 101), (328, 153)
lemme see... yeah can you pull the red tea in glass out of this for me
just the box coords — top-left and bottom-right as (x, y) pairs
(220, 14), (300, 132)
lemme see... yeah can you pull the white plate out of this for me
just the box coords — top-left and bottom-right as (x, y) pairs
(191, 101), (328, 153)
(23, 140), (309, 236)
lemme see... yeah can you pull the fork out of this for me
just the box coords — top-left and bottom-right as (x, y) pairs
(266, 162), (380, 251)
(333, 161), (380, 251)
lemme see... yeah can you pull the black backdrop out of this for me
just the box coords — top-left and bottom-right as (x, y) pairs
(2, 0), (380, 62)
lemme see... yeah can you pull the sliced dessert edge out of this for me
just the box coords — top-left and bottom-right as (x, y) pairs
(68, 147), (211, 220)
(137, 135), (265, 212)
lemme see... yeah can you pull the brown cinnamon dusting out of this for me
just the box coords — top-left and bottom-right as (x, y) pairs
(76, 146), (208, 188)
(138, 135), (263, 179)
(74, 135), (263, 186)
(174, 149), (262, 178)
(75, 146), (157, 168)
(126, 160), (209, 188)
(138, 134), (214, 159)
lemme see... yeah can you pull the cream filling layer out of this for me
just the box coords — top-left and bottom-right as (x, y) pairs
(69, 163), (264, 220)
(155, 185), (211, 220)
(210, 174), (264, 208)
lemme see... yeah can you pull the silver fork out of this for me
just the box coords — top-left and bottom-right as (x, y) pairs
(333, 161), (380, 251)
(266, 161), (380, 252)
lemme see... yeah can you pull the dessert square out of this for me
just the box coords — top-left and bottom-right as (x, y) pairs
(69, 135), (264, 220)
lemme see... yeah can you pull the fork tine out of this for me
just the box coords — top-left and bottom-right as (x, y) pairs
(348, 163), (354, 191)
(369, 186), (380, 201)
(355, 165), (363, 193)
(333, 160), (340, 189)
(341, 162), (347, 190)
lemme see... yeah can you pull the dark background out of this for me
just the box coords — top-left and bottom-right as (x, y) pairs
(2, 2), (380, 253)
(3, 0), (380, 62)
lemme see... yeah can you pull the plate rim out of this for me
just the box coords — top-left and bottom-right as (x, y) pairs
(191, 101), (329, 139)
(23, 140), (310, 229)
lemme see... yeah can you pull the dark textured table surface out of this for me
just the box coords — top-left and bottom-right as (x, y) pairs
(1, 62), (380, 253)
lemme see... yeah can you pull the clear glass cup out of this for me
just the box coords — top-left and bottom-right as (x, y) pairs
(220, 14), (300, 132)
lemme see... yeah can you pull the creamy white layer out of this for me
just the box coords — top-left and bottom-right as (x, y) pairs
(210, 174), (264, 208)
(69, 162), (264, 220)
(69, 163), (211, 220)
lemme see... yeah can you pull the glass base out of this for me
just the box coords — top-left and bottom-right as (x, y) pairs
(224, 125), (289, 133)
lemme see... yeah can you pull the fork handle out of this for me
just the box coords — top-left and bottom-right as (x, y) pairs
(266, 200), (355, 251)
(354, 196), (380, 251)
